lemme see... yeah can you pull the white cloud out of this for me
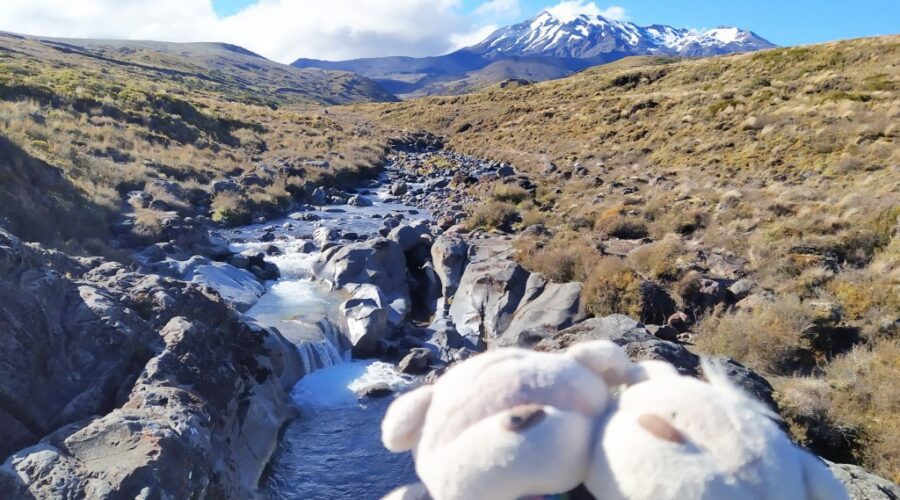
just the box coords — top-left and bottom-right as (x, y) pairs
(450, 24), (500, 50)
(475, 0), (520, 17)
(0, 0), (486, 63)
(546, 1), (627, 23)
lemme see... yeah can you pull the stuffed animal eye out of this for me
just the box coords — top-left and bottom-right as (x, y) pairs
(637, 413), (686, 444)
(502, 405), (546, 432)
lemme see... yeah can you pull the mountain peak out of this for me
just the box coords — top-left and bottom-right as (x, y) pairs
(473, 12), (775, 61)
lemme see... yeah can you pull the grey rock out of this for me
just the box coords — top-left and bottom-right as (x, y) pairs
(388, 222), (430, 252)
(827, 462), (900, 500)
(313, 238), (410, 325)
(0, 229), (301, 497)
(341, 285), (391, 357)
(535, 315), (778, 410)
(389, 182), (409, 196)
(449, 239), (582, 351)
(398, 348), (431, 375)
(313, 226), (339, 248)
(309, 187), (328, 205)
(348, 195), (373, 207)
(430, 235), (468, 298)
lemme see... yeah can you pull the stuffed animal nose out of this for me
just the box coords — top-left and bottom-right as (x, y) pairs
(502, 405), (547, 432)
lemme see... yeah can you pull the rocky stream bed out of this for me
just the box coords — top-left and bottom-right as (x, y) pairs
(0, 138), (897, 499)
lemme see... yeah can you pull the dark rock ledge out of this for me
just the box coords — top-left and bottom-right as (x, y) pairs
(0, 228), (301, 498)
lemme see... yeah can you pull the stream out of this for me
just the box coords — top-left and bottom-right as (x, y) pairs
(222, 176), (427, 499)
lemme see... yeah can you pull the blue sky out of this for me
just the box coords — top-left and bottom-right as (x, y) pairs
(2, 0), (896, 63)
(213, 0), (899, 47)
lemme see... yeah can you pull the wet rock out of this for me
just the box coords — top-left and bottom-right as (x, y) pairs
(348, 195), (373, 207)
(289, 212), (320, 222)
(398, 348), (431, 375)
(389, 183), (408, 196)
(313, 227), (339, 248)
(360, 383), (393, 399)
(341, 285), (391, 358)
(309, 187), (328, 205)
(313, 238), (410, 325)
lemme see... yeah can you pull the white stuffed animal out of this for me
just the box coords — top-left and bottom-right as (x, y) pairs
(381, 341), (635, 500)
(587, 359), (849, 500)
(381, 343), (849, 500)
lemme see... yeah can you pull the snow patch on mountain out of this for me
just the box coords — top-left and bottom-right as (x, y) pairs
(472, 10), (775, 60)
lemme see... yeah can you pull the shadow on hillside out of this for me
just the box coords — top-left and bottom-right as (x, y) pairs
(0, 134), (111, 244)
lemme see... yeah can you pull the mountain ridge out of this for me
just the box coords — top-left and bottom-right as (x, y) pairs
(292, 10), (775, 98)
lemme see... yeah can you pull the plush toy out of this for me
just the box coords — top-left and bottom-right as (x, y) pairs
(381, 341), (636, 499)
(381, 342), (849, 500)
(586, 359), (849, 500)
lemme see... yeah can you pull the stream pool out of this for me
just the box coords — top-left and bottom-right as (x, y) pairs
(224, 179), (427, 498)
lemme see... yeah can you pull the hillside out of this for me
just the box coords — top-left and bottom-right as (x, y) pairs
(0, 31), (396, 250)
(359, 36), (900, 480)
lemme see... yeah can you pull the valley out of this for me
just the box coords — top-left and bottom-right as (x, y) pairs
(0, 15), (897, 500)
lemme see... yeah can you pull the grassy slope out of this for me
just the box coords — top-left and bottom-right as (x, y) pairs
(0, 32), (396, 248)
(360, 36), (900, 479)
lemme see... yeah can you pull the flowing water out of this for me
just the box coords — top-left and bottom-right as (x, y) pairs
(224, 179), (428, 498)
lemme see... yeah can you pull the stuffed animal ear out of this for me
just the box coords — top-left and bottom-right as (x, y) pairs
(381, 385), (434, 452)
(567, 340), (633, 387)
(625, 360), (680, 385)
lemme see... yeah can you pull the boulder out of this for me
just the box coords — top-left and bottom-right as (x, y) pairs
(535, 315), (778, 410)
(448, 239), (583, 351)
(390, 182), (409, 196)
(341, 285), (392, 357)
(430, 235), (468, 298)
(388, 222), (430, 252)
(398, 348), (431, 375)
(827, 462), (900, 500)
(348, 195), (373, 207)
(494, 274), (584, 349)
(309, 187), (328, 205)
(148, 256), (265, 312)
(313, 238), (410, 325)
(0, 229), (301, 497)
(313, 226), (339, 248)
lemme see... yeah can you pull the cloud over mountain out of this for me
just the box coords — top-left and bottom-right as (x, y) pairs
(0, 0), (525, 63)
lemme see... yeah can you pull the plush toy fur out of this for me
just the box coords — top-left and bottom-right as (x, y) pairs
(381, 343), (849, 500)
(587, 359), (848, 500)
(382, 341), (632, 499)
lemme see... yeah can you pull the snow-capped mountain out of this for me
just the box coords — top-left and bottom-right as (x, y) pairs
(292, 11), (775, 98)
(472, 11), (775, 61)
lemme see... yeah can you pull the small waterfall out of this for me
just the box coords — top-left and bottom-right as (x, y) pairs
(296, 319), (347, 376)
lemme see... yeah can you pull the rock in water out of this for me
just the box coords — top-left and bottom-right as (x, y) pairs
(348, 195), (373, 207)
(430, 235), (468, 298)
(398, 348), (431, 375)
(313, 238), (410, 325)
(341, 285), (392, 357)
